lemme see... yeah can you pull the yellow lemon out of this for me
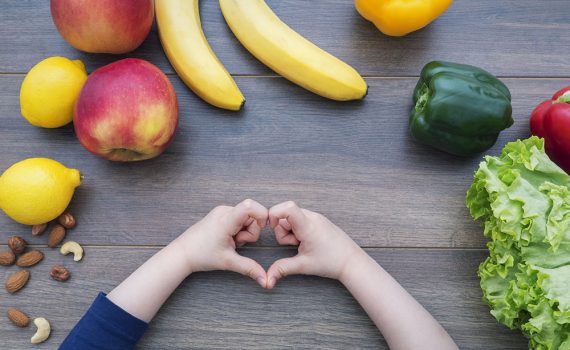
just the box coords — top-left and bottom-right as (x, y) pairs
(20, 57), (88, 128)
(0, 158), (81, 225)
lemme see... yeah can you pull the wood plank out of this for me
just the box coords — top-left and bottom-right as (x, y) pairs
(0, 247), (527, 349)
(1, 0), (569, 77)
(0, 76), (564, 247)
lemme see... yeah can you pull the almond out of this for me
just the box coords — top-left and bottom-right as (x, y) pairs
(7, 308), (29, 327)
(5, 270), (30, 294)
(0, 251), (15, 266)
(7, 236), (26, 255)
(58, 212), (76, 229)
(50, 265), (71, 282)
(16, 250), (44, 267)
(32, 223), (48, 236)
(47, 224), (66, 248)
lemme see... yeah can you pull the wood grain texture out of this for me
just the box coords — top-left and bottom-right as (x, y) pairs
(1, 0), (569, 76)
(0, 247), (527, 349)
(0, 76), (564, 247)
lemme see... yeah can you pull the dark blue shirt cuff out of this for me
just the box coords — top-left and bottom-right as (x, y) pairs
(59, 292), (148, 350)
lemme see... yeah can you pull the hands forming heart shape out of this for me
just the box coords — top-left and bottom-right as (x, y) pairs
(174, 199), (362, 289)
(87, 198), (459, 350)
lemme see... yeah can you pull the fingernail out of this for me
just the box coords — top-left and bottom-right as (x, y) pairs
(256, 277), (266, 288)
(268, 277), (276, 288)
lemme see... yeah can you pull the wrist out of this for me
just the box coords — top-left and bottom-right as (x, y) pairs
(338, 246), (370, 285)
(165, 238), (195, 277)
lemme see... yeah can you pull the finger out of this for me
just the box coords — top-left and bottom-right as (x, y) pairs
(244, 217), (255, 227)
(274, 222), (290, 240)
(274, 224), (300, 246)
(234, 231), (254, 245)
(266, 256), (306, 289)
(225, 252), (267, 288)
(268, 201), (307, 234)
(235, 220), (262, 244)
(246, 219), (262, 236)
(227, 199), (268, 232)
(279, 218), (292, 231)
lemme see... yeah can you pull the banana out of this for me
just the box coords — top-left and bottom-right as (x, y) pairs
(156, 0), (245, 111)
(219, 0), (368, 101)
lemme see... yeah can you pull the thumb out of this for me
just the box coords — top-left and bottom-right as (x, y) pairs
(225, 252), (267, 288)
(267, 256), (306, 289)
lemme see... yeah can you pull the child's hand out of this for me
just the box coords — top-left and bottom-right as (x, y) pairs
(175, 199), (269, 287)
(266, 201), (362, 289)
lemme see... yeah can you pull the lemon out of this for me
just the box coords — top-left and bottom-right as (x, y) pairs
(20, 57), (88, 128)
(0, 158), (81, 225)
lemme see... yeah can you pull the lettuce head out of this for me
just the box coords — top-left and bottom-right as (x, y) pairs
(466, 137), (570, 350)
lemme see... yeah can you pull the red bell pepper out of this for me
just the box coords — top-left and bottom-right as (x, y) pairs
(530, 86), (570, 173)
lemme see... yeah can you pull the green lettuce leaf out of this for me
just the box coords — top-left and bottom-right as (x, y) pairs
(467, 137), (570, 349)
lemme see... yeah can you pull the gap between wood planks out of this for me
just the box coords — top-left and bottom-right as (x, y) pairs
(0, 243), (488, 251)
(1, 72), (570, 80)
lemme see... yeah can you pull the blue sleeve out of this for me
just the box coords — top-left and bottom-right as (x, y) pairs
(59, 292), (149, 350)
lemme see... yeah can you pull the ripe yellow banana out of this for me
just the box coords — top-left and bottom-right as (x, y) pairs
(156, 0), (245, 111)
(219, 0), (368, 101)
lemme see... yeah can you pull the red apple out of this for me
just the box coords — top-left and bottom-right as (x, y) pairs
(50, 0), (154, 54)
(74, 58), (179, 162)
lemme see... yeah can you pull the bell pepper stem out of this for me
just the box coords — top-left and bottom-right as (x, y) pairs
(554, 91), (570, 104)
(415, 83), (431, 112)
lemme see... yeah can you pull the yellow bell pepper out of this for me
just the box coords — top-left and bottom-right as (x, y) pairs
(355, 0), (453, 37)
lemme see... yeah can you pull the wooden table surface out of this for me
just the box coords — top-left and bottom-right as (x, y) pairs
(1, 1), (569, 348)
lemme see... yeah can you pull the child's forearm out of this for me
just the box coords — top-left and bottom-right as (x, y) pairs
(107, 239), (192, 322)
(340, 250), (458, 350)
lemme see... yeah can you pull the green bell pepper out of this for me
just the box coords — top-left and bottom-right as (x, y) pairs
(409, 61), (514, 156)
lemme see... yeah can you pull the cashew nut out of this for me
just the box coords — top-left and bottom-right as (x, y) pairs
(60, 241), (83, 261)
(30, 317), (50, 344)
